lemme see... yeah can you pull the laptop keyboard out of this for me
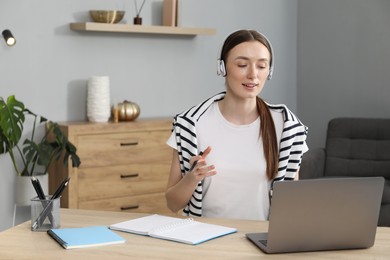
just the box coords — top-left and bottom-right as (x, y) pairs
(259, 239), (268, 246)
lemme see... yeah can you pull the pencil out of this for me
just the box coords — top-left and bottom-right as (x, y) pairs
(189, 151), (204, 172)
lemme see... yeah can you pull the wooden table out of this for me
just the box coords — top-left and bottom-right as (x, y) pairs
(1, 209), (389, 259)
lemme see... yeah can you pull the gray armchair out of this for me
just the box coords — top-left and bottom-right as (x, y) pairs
(300, 118), (390, 226)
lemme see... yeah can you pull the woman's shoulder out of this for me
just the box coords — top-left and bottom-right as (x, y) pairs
(265, 102), (303, 124)
(175, 92), (226, 121)
(266, 102), (290, 113)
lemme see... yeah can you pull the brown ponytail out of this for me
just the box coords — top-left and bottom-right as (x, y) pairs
(256, 97), (278, 180)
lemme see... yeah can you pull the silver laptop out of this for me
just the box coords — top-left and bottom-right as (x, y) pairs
(246, 177), (384, 254)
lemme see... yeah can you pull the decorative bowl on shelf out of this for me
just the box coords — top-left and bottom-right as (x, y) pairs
(89, 10), (125, 24)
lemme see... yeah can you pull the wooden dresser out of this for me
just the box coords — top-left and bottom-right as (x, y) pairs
(48, 118), (174, 215)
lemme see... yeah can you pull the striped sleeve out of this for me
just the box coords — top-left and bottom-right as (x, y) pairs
(172, 92), (226, 217)
(268, 103), (309, 182)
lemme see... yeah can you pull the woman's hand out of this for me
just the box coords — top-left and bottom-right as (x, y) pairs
(165, 146), (217, 213)
(189, 146), (217, 182)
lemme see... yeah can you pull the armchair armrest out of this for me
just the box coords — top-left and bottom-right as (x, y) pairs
(299, 147), (326, 179)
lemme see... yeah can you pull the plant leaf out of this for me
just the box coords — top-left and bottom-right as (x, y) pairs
(0, 96), (25, 154)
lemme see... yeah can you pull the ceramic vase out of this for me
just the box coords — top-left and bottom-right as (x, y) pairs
(87, 76), (111, 122)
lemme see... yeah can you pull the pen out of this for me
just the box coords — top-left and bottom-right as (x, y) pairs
(189, 151), (204, 172)
(32, 177), (71, 231)
(31, 177), (46, 199)
(31, 177), (54, 225)
(52, 177), (71, 200)
(32, 199), (54, 231)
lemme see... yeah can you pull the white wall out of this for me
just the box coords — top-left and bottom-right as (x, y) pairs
(0, 0), (298, 231)
(297, 0), (390, 148)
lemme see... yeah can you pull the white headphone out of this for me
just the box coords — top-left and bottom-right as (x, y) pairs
(217, 31), (274, 80)
(216, 59), (227, 77)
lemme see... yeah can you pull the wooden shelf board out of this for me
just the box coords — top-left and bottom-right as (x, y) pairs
(70, 23), (216, 36)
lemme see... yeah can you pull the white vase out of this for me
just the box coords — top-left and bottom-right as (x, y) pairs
(15, 174), (48, 206)
(87, 76), (111, 122)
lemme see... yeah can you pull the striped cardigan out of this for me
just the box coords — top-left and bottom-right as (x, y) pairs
(172, 92), (308, 217)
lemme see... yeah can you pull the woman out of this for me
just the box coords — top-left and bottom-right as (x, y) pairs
(165, 29), (308, 220)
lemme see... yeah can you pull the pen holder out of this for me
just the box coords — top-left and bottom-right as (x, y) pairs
(31, 196), (61, 232)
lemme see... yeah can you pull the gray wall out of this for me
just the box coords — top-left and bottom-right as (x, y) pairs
(298, 0), (390, 148)
(0, 0), (298, 231)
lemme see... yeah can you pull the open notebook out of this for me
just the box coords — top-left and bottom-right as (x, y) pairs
(110, 214), (237, 245)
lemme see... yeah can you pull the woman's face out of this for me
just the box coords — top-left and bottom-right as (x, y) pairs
(225, 41), (271, 100)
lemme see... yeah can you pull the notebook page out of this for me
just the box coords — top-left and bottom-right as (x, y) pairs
(149, 219), (237, 245)
(110, 214), (182, 235)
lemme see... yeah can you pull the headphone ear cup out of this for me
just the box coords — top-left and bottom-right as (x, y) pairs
(217, 59), (226, 77)
(267, 67), (273, 80)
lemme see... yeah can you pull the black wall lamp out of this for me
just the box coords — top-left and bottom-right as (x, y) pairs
(2, 29), (16, 46)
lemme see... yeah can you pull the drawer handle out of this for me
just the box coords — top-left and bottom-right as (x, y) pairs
(120, 173), (139, 179)
(121, 205), (139, 211)
(120, 141), (139, 146)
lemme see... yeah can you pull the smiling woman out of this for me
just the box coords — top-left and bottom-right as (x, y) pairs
(224, 41), (271, 103)
(165, 29), (308, 221)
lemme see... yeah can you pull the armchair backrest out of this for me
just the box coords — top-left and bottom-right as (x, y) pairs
(324, 118), (390, 179)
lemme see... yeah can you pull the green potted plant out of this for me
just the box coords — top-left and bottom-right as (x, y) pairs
(0, 95), (81, 204)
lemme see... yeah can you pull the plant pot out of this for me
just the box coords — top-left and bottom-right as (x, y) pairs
(15, 174), (48, 206)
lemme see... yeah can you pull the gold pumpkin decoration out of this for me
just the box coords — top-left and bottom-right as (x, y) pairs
(118, 100), (140, 121)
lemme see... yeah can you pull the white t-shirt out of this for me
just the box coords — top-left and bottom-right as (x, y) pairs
(167, 102), (284, 220)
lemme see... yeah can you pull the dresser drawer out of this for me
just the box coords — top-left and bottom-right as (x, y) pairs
(78, 192), (172, 215)
(78, 164), (170, 201)
(77, 130), (171, 168)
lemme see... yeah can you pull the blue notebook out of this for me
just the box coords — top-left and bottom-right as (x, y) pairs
(48, 226), (126, 249)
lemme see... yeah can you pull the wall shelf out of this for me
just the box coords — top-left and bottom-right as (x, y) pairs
(70, 23), (216, 36)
